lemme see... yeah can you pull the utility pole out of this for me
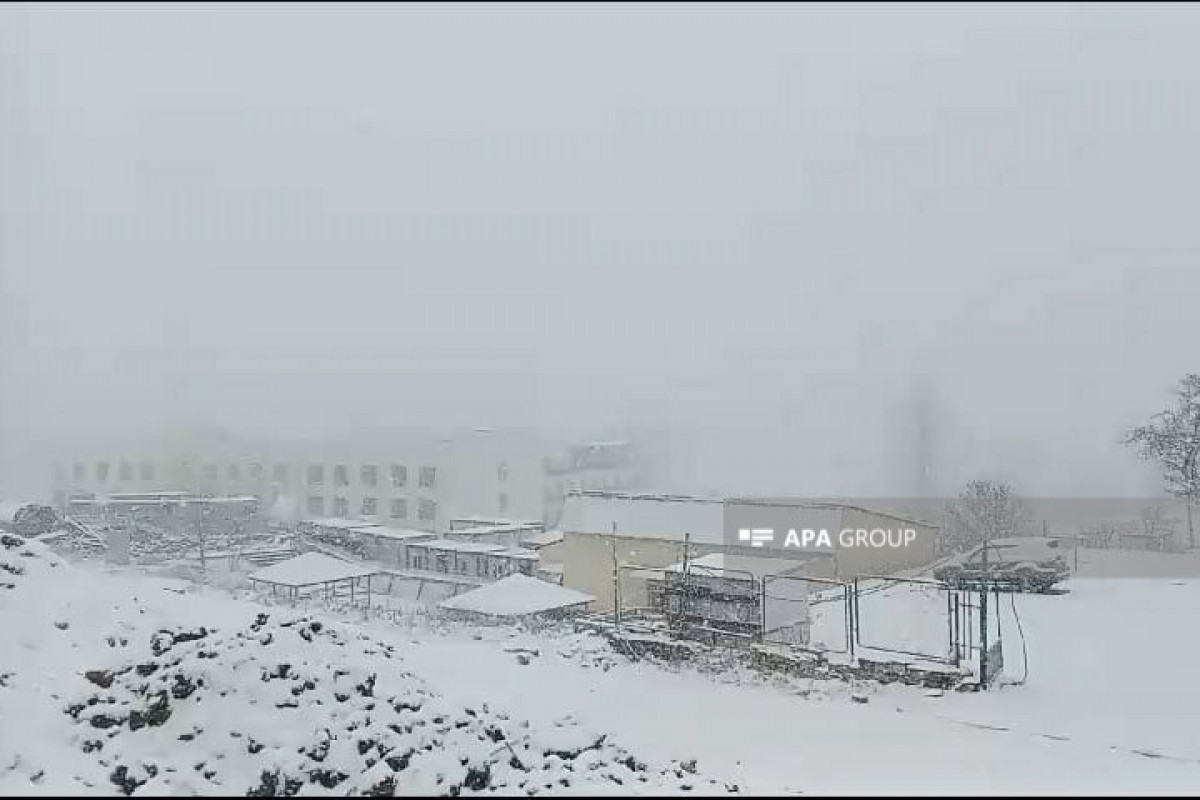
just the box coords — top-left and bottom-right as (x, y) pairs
(681, 532), (692, 630)
(610, 521), (620, 630)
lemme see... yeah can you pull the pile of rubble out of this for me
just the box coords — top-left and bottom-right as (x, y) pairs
(65, 615), (735, 795)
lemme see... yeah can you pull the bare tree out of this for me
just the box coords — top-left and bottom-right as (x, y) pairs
(940, 479), (1031, 556)
(1138, 505), (1178, 552)
(1124, 373), (1200, 549)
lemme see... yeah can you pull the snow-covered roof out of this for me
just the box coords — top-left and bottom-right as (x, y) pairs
(559, 492), (725, 545)
(301, 517), (376, 531)
(664, 553), (810, 581)
(522, 530), (564, 548)
(353, 525), (436, 542)
(449, 517), (541, 530)
(438, 574), (594, 617)
(451, 524), (538, 536)
(248, 552), (380, 587)
(409, 539), (510, 555)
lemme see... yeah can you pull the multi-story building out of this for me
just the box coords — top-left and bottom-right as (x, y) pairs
(541, 440), (643, 527)
(47, 426), (547, 534)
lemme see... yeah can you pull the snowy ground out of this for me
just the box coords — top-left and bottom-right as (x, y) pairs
(5, 534), (1200, 795)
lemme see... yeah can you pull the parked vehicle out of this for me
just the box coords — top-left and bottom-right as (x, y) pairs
(934, 537), (1071, 592)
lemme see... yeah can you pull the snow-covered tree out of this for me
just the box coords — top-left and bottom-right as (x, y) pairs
(940, 479), (1030, 556)
(1124, 373), (1200, 548)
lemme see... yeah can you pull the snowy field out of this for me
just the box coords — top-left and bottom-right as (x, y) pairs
(5, 533), (1200, 795)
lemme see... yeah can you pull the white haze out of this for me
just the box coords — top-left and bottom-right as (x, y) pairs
(2, 3), (1198, 498)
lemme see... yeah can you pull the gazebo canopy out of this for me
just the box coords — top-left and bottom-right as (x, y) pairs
(438, 574), (594, 618)
(248, 552), (379, 588)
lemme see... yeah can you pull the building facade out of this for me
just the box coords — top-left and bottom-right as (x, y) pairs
(47, 427), (548, 534)
(549, 491), (940, 612)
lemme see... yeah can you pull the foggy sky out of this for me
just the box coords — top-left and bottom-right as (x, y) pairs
(3, 3), (1198, 498)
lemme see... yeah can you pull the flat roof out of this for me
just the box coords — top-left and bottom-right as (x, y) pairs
(522, 530), (565, 548)
(409, 539), (510, 554)
(248, 552), (380, 587)
(353, 525), (437, 541)
(451, 524), (540, 536)
(664, 552), (810, 580)
(301, 517), (377, 531)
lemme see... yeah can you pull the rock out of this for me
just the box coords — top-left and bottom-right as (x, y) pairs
(84, 670), (115, 689)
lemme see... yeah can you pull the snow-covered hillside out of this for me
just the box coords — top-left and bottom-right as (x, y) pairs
(0, 534), (731, 796)
(5, 531), (1200, 795)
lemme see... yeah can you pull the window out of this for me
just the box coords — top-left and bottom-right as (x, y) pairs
(409, 550), (428, 571)
(248, 462), (263, 480)
(361, 497), (378, 516)
(204, 463), (219, 481)
(119, 461), (133, 482)
(307, 465), (324, 486)
(273, 464), (288, 483)
(307, 496), (325, 516)
(476, 557), (489, 578)
(332, 497), (349, 518)
(418, 498), (437, 522)
(419, 466), (437, 489)
(390, 498), (407, 519)
(227, 463), (241, 482)
(96, 461), (111, 481)
(390, 464), (407, 488)
(140, 462), (155, 482)
(73, 462), (85, 481)
(497, 461), (508, 482)
(333, 464), (349, 487)
(361, 464), (378, 488)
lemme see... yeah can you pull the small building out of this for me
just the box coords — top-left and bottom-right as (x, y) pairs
(647, 553), (812, 644)
(438, 574), (594, 621)
(556, 491), (939, 612)
(349, 524), (437, 562)
(556, 491), (824, 612)
(402, 539), (538, 581)
(297, 517), (379, 557)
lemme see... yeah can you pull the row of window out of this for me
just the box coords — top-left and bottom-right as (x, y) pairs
(63, 462), (159, 483)
(60, 461), (437, 490)
(305, 464), (436, 489)
(307, 495), (438, 522)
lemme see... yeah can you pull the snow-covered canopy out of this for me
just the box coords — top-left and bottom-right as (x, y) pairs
(247, 552), (380, 588)
(438, 574), (594, 617)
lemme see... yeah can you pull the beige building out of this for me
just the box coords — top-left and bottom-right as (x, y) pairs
(546, 491), (939, 612)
